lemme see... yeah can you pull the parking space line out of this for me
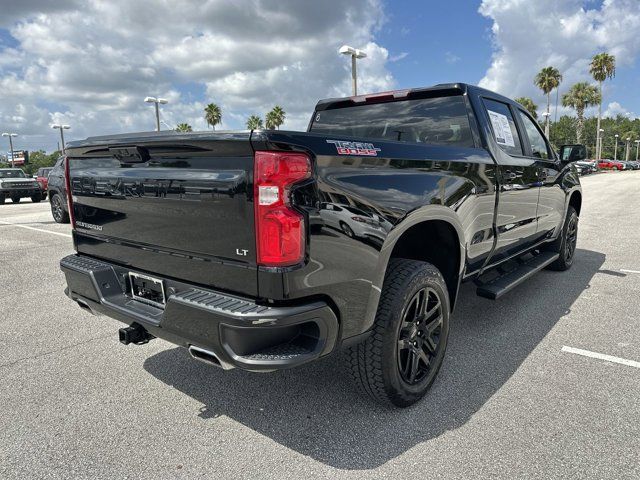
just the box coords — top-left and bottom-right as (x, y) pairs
(0, 220), (72, 238)
(620, 269), (640, 274)
(561, 346), (640, 369)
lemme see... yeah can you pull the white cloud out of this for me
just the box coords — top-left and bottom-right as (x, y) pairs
(603, 101), (637, 119)
(478, 0), (640, 117)
(0, 0), (394, 152)
(389, 52), (409, 62)
(445, 52), (461, 64)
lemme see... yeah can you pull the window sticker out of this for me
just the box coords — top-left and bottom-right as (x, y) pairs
(487, 110), (515, 148)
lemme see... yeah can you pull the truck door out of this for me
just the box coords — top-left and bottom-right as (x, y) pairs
(481, 98), (540, 263)
(514, 108), (565, 240)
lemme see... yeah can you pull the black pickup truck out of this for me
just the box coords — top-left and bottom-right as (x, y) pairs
(60, 83), (586, 407)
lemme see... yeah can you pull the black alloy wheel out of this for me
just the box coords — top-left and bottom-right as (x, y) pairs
(397, 287), (444, 384)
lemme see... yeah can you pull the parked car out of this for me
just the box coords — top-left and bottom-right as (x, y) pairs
(60, 83), (584, 407)
(598, 159), (624, 170)
(574, 160), (598, 175)
(34, 167), (53, 199)
(319, 203), (387, 242)
(627, 161), (640, 170)
(0, 168), (42, 204)
(47, 156), (70, 223)
(619, 160), (639, 170)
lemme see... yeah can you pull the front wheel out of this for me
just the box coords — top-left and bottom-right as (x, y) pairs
(546, 205), (578, 271)
(345, 259), (450, 407)
(11, 196), (20, 204)
(31, 193), (42, 203)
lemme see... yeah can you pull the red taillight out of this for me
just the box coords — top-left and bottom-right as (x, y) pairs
(63, 156), (75, 228)
(254, 151), (311, 267)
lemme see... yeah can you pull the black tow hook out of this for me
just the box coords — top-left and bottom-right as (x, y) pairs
(119, 324), (153, 345)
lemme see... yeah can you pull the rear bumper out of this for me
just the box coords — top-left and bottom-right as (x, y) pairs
(60, 254), (339, 371)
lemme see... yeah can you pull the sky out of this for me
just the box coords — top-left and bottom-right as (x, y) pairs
(0, 0), (639, 153)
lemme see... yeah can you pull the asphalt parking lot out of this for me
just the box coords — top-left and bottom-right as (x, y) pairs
(1, 172), (639, 479)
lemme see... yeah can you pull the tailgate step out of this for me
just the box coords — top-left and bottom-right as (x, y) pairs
(476, 251), (559, 300)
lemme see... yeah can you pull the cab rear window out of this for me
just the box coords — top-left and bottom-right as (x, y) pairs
(310, 95), (474, 148)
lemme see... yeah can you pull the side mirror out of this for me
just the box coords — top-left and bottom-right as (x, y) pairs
(559, 144), (587, 163)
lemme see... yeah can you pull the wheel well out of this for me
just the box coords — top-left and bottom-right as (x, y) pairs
(389, 220), (461, 309)
(569, 191), (582, 216)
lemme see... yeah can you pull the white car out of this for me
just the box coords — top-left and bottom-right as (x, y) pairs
(319, 203), (387, 241)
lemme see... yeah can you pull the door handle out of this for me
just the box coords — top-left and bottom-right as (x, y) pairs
(503, 171), (522, 181)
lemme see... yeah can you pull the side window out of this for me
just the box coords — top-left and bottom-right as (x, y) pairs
(482, 99), (523, 156)
(517, 110), (551, 160)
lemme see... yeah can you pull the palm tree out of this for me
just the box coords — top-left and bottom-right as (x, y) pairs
(175, 123), (192, 132)
(534, 66), (563, 139)
(514, 97), (538, 119)
(562, 82), (601, 144)
(265, 110), (278, 130)
(246, 115), (263, 130)
(204, 103), (222, 130)
(270, 105), (286, 130)
(590, 53), (616, 160)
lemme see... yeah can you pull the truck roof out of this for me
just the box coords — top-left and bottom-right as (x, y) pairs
(314, 82), (517, 111)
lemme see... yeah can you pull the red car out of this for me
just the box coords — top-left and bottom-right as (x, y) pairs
(34, 167), (54, 199)
(598, 159), (624, 170)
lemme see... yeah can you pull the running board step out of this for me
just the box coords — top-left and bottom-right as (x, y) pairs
(476, 251), (559, 300)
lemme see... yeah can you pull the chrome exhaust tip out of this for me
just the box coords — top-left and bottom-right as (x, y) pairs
(188, 345), (233, 370)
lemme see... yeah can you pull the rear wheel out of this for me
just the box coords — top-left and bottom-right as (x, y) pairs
(545, 205), (578, 271)
(345, 259), (450, 407)
(340, 221), (355, 238)
(11, 196), (20, 204)
(50, 193), (70, 224)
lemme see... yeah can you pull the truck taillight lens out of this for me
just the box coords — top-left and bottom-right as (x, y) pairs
(254, 151), (311, 267)
(64, 156), (75, 228)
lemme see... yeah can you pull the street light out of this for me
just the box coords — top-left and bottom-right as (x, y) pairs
(144, 96), (168, 132)
(339, 45), (367, 96)
(51, 124), (70, 154)
(635, 140), (640, 161)
(598, 128), (604, 160)
(614, 134), (619, 161)
(2, 132), (18, 168)
(625, 137), (631, 161)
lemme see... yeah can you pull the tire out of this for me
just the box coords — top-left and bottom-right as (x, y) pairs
(50, 193), (70, 224)
(11, 197), (20, 204)
(0, 196), (4, 205)
(345, 259), (450, 407)
(31, 192), (42, 203)
(340, 222), (355, 238)
(545, 205), (578, 271)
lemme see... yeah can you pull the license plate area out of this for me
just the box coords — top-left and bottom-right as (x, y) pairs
(129, 272), (166, 308)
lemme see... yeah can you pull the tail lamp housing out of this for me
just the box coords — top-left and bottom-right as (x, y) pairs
(63, 156), (76, 228)
(254, 151), (311, 267)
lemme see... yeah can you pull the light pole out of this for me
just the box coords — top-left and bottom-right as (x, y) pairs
(51, 124), (70, 154)
(625, 137), (631, 161)
(614, 134), (619, 161)
(598, 128), (604, 160)
(144, 96), (168, 132)
(635, 140), (640, 161)
(2, 132), (17, 168)
(339, 45), (367, 96)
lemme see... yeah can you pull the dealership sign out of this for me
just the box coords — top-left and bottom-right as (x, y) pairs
(6, 150), (28, 165)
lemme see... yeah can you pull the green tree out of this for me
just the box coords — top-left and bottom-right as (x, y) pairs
(20, 150), (61, 175)
(204, 103), (222, 130)
(534, 66), (563, 138)
(175, 123), (193, 132)
(265, 110), (278, 130)
(562, 82), (601, 144)
(514, 97), (538, 119)
(246, 115), (263, 130)
(270, 105), (286, 130)
(589, 52), (616, 159)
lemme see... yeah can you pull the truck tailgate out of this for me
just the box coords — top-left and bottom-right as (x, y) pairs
(66, 133), (258, 296)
